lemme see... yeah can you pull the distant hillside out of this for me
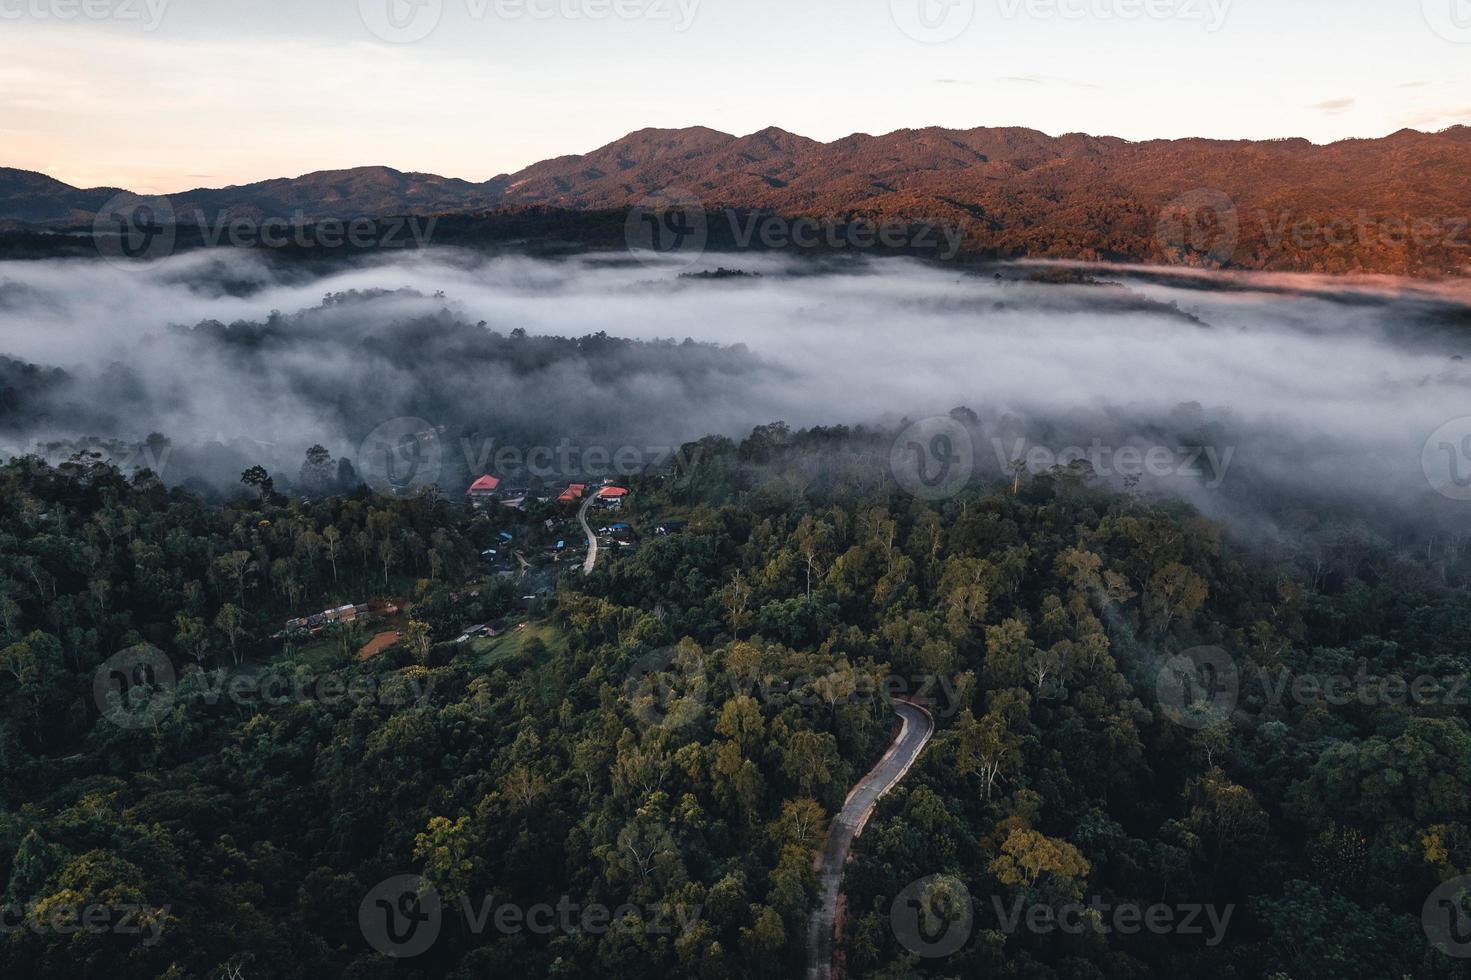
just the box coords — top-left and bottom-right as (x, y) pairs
(0, 166), (505, 228)
(0, 169), (122, 226)
(6, 124), (1471, 274)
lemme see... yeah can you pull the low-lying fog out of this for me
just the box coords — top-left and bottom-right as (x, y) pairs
(2, 246), (1469, 550)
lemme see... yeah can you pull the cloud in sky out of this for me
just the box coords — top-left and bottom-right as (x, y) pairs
(1312, 97), (1357, 114)
(1402, 106), (1471, 129)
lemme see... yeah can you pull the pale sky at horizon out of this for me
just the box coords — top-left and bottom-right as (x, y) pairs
(5, 0), (1471, 192)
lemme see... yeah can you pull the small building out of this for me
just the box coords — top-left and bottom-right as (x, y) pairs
(467, 475), (502, 501)
(455, 624), (489, 643)
(656, 520), (688, 536)
(558, 483), (588, 504)
(284, 600), (368, 636)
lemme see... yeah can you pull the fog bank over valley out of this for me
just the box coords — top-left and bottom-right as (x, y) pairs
(1, 247), (1469, 553)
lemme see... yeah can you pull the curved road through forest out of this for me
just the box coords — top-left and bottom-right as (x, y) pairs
(577, 493), (598, 574)
(807, 699), (935, 980)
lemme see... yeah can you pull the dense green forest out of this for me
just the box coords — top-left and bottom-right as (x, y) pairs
(0, 422), (1468, 978)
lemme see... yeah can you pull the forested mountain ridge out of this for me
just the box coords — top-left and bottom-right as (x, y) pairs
(0, 421), (1467, 978)
(7, 124), (1471, 273)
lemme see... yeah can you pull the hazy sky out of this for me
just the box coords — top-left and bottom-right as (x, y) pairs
(5, 0), (1471, 190)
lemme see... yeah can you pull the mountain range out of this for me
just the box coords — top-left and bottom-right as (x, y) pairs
(6, 124), (1471, 273)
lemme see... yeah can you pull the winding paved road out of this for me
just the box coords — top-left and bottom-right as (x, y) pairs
(577, 493), (598, 574)
(807, 699), (935, 980)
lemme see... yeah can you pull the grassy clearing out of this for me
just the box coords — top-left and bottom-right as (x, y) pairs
(471, 620), (566, 669)
(274, 637), (346, 672)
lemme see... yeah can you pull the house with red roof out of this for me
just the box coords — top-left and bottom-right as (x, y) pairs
(467, 475), (502, 502)
(558, 483), (588, 505)
(596, 486), (629, 510)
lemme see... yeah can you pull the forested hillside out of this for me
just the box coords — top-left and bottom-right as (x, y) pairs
(7, 124), (1471, 274)
(0, 422), (1467, 978)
